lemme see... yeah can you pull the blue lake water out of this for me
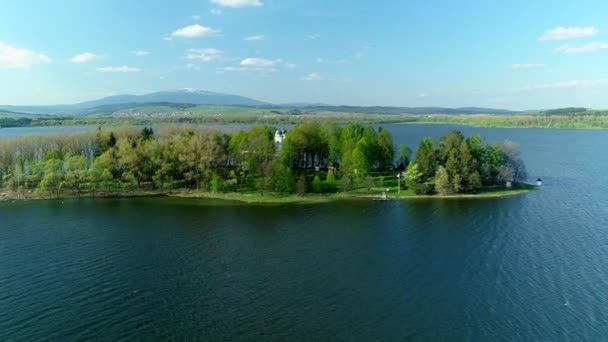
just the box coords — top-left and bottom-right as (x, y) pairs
(1, 124), (607, 340)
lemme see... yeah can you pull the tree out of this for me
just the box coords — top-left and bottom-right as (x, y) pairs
(415, 138), (439, 181)
(64, 155), (87, 195)
(296, 175), (307, 196)
(439, 130), (464, 163)
(499, 141), (528, 182)
(312, 175), (322, 193)
(210, 172), (222, 193)
(351, 146), (369, 184)
(377, 127), (394, 170)
(398, 144), (412, 166)
(435, 166), (451, 195)
(139, 127), (155, 142)
(404, 162), (424, 193)
(325, 170), (337, 190)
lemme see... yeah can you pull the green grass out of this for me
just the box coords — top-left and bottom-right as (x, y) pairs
(0, 181), (536, 204)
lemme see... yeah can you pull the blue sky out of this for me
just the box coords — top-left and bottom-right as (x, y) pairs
(1, 0), (608, 109)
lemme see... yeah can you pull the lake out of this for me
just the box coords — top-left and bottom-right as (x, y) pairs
(1, 124), (608, 340)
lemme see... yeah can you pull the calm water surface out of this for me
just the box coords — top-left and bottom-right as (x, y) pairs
(1, 124), (608, 340)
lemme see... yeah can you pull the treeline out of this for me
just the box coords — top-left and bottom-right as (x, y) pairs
(420, 113), (608, 129)
(0, 117), (33, 128)
(0, 123), (525, 198)
(404, 131), (527, 195)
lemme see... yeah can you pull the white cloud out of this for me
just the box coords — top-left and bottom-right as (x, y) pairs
(306, 34), (320, 40)
(210, 0), (262, 8)
(216, 66), (275, 74)
(516, 79), (608, 91)
(509, 63), (545, 69)
(170, 24), (220, 38)
(0, 41), (50, 68)
(240, 57), (279, 67)
(132, 50), (149, 56)
(217, 66), (250, 72)
(418, 94), (429, 98)
(538, 26), (598, 41)
(186, 48), (223, 61)
(186, 64), (201, 70)
(96, 65), (140, 73)
(303, 72), (323, 81)
(556, 42), (608, 54)
(285, 62), (297, 69)
(210, 8), (222, 15)
(192, 15), (201, 20)
(244, 34), (265, 41)
(70, 52), (100, 63)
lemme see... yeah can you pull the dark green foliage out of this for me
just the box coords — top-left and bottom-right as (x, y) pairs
(414, 137), (439, 181)
(312, 175), (322, 193)
(0, 124), (525, 198)
(407, 130), (526, 194)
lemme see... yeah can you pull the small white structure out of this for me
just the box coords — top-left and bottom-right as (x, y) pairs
(274, 129), (286, 144)
(506, 181), (512, 188)
(536, 178), (543, 186)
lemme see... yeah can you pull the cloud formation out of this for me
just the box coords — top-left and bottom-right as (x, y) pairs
(70, 52), (100, 63)
(244, 35), (265, 41)
(186, 48), (223, 61)
(0, 41), (50, 68)
(509, 63), (544, 69)
(170, 24), (220, 38)
(556, 42), (608, 54)
(538, 26), (598, 41)
(210, 9), (222, 15)
(132, 50), (149, 56)
(96, 66), (140, 73)
(210, 0), (262, 8)
(240, 57), (280, 67)
(303, 72), (323, 81)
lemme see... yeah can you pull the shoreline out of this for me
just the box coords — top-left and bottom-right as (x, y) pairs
(0, 186), (535, 205)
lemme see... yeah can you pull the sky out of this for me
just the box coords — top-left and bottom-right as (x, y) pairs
(1, 0), (608, 109)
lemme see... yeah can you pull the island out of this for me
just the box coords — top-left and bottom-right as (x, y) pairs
(0, 122), (533, 203)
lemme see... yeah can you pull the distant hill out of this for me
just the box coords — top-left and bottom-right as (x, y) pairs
(0, 89), (270, 115)
(0, 89), (520, 116)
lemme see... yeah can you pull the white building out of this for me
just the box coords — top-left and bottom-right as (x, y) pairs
(274, 129), (286, 144)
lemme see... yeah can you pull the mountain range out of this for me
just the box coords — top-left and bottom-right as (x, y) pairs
(0, 89), (519, 116)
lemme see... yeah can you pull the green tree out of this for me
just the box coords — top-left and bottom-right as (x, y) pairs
(404, 162), (423, 190)
(351, 147), (369, 185)
(415, 138), (439, 181)
(325, 170), (337, 189)
(312, 175), (322, 193)
(434, 166), (451, 195)
(398, 144), (412, 166)
(377, 127), (394, 170)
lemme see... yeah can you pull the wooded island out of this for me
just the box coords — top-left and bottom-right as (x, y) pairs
(0, 123), (530, 202)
